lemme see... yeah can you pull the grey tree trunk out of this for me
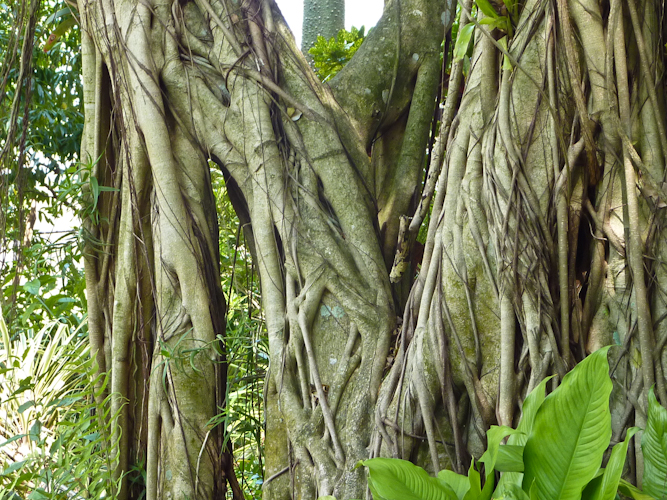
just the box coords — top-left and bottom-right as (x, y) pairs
(79, 0), (667, 498)
(301, 0), (345, 58)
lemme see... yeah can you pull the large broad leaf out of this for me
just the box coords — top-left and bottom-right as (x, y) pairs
(494, 446), (524, 472)
(581, 427), (638, 500)
(439, 470), (471, 500)
(361, 458), (458, 500)
(642, 387), (667, 498)
(480, 426), (521, 473)
(512, 376), (554, 447)
(522, 347), (612, 500)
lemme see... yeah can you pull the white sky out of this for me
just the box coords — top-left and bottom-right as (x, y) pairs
(274, 0), (384, 46)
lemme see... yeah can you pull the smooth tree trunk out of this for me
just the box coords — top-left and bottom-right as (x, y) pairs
(79, 0), (667, 498)
(301, 0), (344, 58)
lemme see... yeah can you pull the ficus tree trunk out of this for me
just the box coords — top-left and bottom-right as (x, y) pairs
(79, 0), (667, 498)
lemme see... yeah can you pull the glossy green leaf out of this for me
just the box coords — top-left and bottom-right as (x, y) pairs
(618, 479), (656, 500)
(361, 458), (458, 500)
(454, 23), (475, 62)
(480, 426), (520, 473)
(513, 376), (554, 446)
(439, 469), (470, 499)
(522, 347), (612, 500)
(495, 482), (531, 500)
(496, 377), (553, 494)
(479, 17), (506, 30)
(582, 427), (637, 500)
(464, 459), (482, 500)
(642, 388), (667, 498)
(502, 0), (515, 11)
(475, 0), (499, 18)
(494, 446), (524, 472)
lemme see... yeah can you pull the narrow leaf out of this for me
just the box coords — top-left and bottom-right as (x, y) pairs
(464, 459), (482, 500)
(453, 23), (475, 62)
(475, 0), (499, 18)
(590, 427), (638, 500)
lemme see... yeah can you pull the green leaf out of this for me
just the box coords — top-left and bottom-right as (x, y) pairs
(2, 459), (27, 475)
(90, 175), (100, 210)
(522, 347), (612, 500)
(513, 376), (554, 446)
(499, 37), (512, 70)
(23, 278), (41, 295)
(17, 400), (35, 413)
(475, 0), (499, 18)
(582, 427), (637, 500)
(494, 446), (524, 472)
(454, 23), (475, 62)
(618, 479), (656, 500)
(479, 17), (506, 30)
(642, 387), (667, 498)
(495, 482), (531, 500)
(29, 420), (42, 442)
(464, 459), (482, 500)
(361, 458), (458, 500)
(480, 426), (521, 473)
(0, 434), (26, 448)
(496, 376), (554, 494)
(439, 470), (471, 499)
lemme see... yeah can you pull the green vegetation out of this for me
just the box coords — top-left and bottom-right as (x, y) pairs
(2, 1), (667, 499)
(309, 26), (366, 82)
(357, 348), (664, 500)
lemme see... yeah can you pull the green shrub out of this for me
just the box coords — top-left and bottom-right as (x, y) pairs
(0, 315), (118, 499)
(355, 347), (667, 500)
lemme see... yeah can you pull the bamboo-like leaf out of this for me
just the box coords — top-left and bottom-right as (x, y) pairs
(642, 388), (667, 498)
(453, 23), (475, 62)
(522, 347), (612, 500)
(361, 458), (458, 500)
(475, 0), (499, 18)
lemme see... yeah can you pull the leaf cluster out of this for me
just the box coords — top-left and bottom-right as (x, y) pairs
(0, 315), (119, 499)
(309, 26), (366, 82)
(355, 347), (667, 500)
